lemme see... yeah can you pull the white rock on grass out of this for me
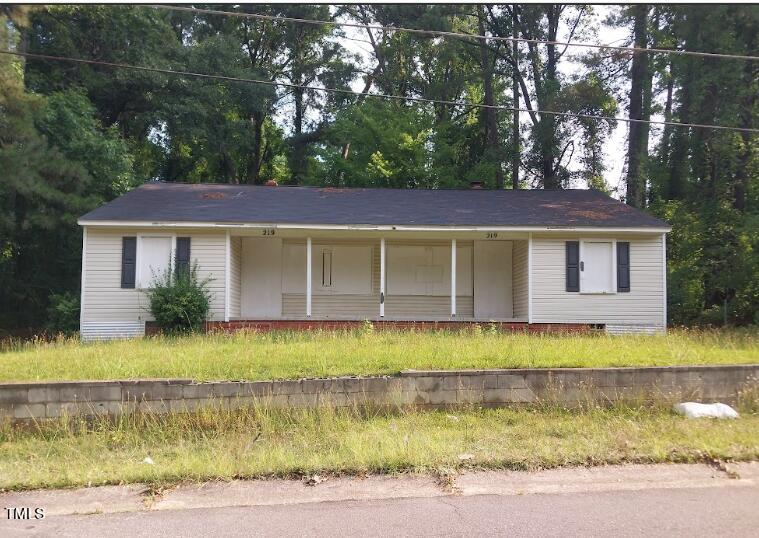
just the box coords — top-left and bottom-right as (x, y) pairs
(673, 402), (739, 419)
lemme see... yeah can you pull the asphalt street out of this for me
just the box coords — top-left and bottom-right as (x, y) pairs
(5, 484), (759, 537)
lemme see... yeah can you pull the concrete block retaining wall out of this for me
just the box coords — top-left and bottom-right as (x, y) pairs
(1, 365), (757, 421)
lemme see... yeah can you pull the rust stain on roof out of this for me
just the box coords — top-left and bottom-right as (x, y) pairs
(568, 209), (614, 220)
(318, 187), (356, 194)
(539, 201), (615, 220)
(201, 192), (225, 200)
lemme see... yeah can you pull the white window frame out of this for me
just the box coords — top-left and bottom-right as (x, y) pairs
(578, 238), (617, 295)
(321, 248), (333, 288)
(135, 234), (177, 290)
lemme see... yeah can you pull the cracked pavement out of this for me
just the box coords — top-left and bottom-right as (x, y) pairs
(2, 462), (758, 536)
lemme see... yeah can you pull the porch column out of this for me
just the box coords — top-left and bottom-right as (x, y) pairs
(451, 238), (456, 318)
(662, 233), (667, 332)
(306, 237), (312, 318)
(224, 230), (231, 322)
(380, 238), (386, 318)
(527, 233), (533, 324)
(79, 227), (87, 331)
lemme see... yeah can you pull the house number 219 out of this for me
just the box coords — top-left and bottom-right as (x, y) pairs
(262, 228), (276, 236)
(486, 232), (498, 239)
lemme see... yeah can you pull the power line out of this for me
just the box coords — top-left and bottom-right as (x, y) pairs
(3, 49), (758, 134)
(149, 4), (759, 62)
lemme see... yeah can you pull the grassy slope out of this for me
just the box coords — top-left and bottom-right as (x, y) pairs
(1, 404), (757, 490)
(0, 328), (757, 382)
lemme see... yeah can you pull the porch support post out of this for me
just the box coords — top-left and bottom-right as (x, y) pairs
(451, 238), (456, 318)
(527, 233), (533, 324)
(380, 238), (386, 318)
(662, 233), (667, 332)
(79, 227), (87, 331)
(306, 237), (312, 318)
(224, 230), (231, 322)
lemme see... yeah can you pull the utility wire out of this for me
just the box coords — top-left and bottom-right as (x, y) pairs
(149, 4), (759, 62)
(3, 49), (758, 134)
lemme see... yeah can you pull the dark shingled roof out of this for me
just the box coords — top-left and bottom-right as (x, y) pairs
(80, 182), (669, 229)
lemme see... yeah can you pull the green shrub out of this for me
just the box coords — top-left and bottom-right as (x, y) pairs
(45, 291), (80, 335)
(146, 262), (212, 334)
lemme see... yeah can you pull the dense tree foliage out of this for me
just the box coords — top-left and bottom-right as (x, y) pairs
(0, 4), (756, 332)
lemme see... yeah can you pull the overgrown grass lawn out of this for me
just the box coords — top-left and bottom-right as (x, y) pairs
(1, 404), (757, 490)
(1, 328), (757, 382)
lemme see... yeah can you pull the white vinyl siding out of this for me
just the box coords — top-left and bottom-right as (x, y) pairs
(80, 321), (145, 340)
(385, 295), (474, 320)
(183, 234), (226, 320)
(81, 228), (226, 335)
(512, 240), (529, 319)
(530, 233), (665, 327)
(281, 295), (476, 320)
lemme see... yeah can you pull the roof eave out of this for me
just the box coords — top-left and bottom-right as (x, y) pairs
(77, 219), (671, 233)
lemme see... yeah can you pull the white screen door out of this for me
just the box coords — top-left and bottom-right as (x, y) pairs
(581, 241), (613, 293)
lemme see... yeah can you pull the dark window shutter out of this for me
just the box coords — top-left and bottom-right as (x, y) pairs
(566, 241), (580, 292)
(121, 237), (137, 289)
(617, 242), (631, 292)
(175, 237), (191, 276)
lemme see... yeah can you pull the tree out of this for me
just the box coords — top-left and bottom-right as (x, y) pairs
(26, 6), (178, 137)
(625, 4), (652, 208)
(557, 75), (617, 191)
(338, 5), (514, 190)
(317, 100), (434, 188)
(279, 5), (356, 184)
(1, 7), (136, 330)
(646, 5), (758, 324)
(511, 5), (521, 189)
(158, 34), (277, 184)
(488, 5), (607, 189)
(477, 5), (505, 188)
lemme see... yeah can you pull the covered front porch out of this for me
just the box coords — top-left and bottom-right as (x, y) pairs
(222, 229), (531, 324)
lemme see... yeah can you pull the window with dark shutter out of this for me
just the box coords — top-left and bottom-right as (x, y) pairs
(175, 237), (191, 276)
(121, 237), (137, 289)
(617, 241), (631, 292)
(566, 241), (580, 292)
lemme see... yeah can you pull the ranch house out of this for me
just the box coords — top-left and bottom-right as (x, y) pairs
(77, 182), (670, 339)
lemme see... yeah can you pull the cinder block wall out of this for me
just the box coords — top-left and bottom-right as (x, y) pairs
(1, 365), (757, 421)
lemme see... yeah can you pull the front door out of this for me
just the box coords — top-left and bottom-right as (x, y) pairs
(241, 237), (283, 318)
(473, 240), (513, 319)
